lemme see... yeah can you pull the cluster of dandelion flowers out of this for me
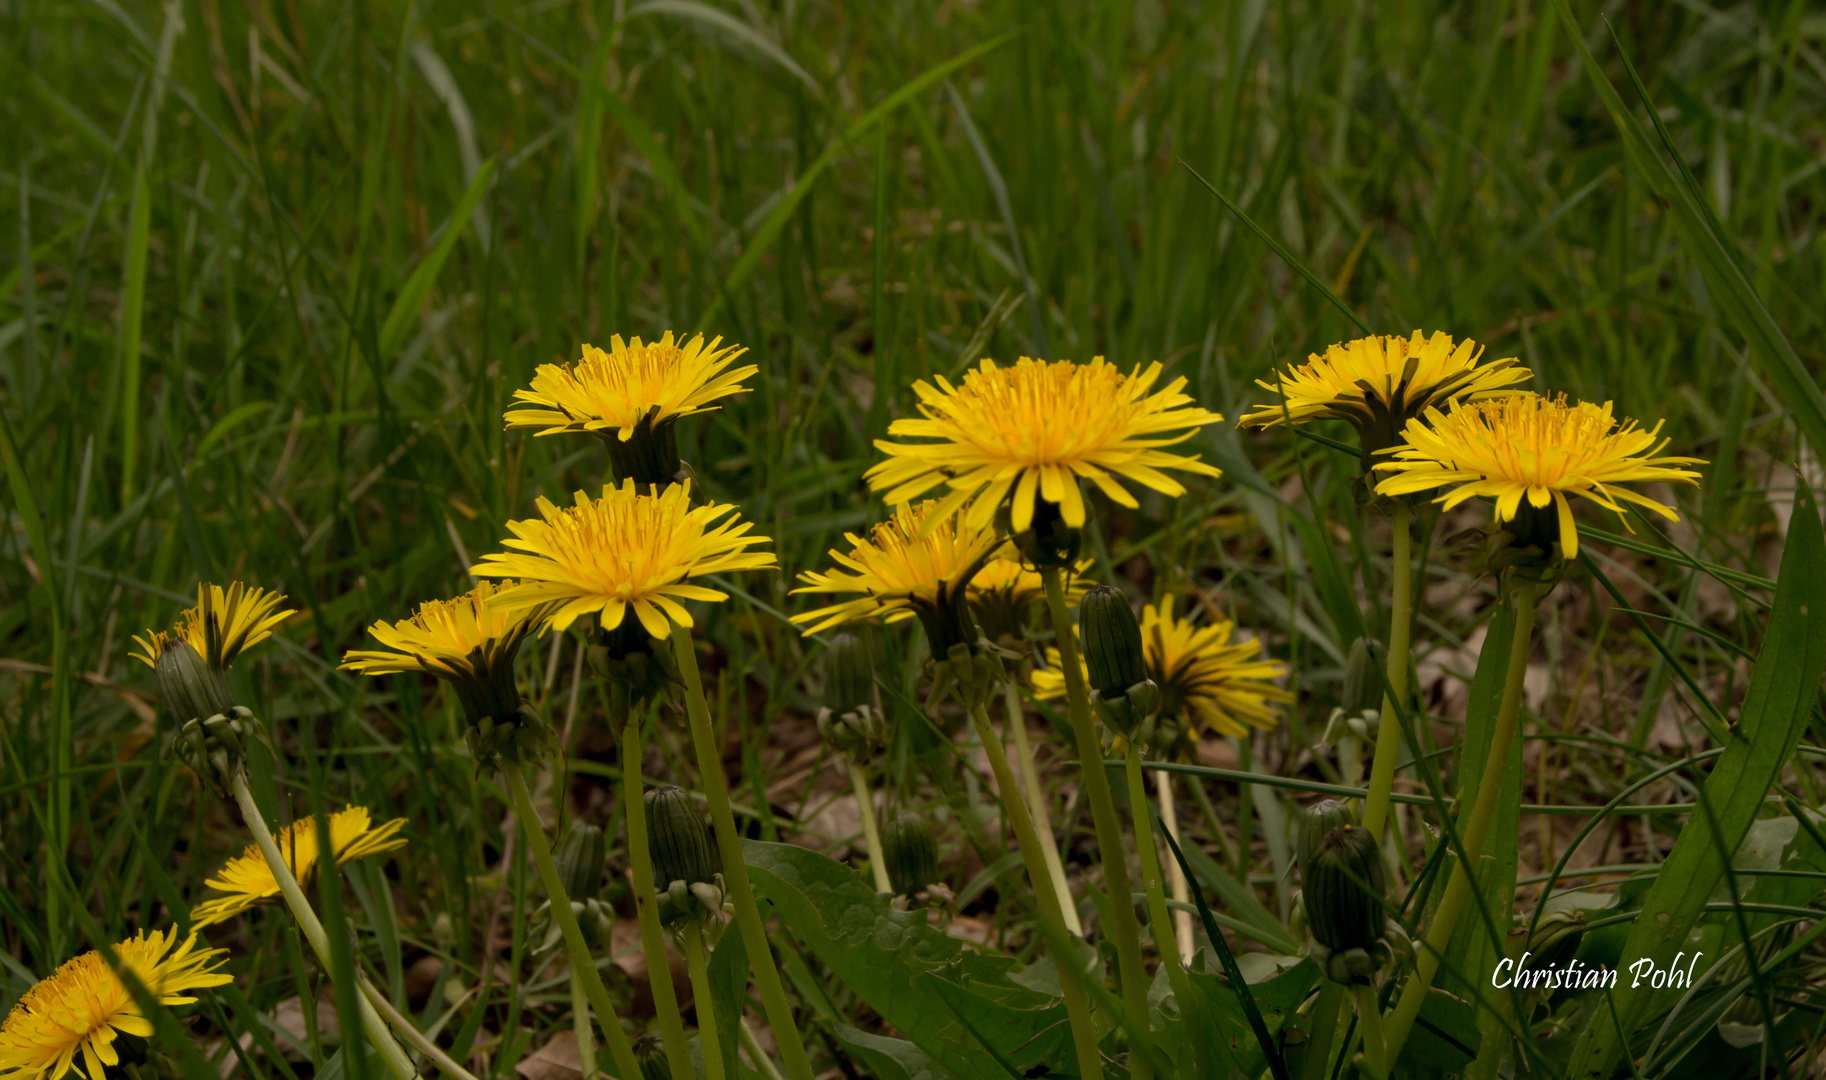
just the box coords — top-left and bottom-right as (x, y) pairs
(1034, 601), (1292, 744)
(343, 580), (555, 728)
(790, 500), (1004, 653)
(471, 479), (775, 639)
(190, 807), (408, 928)
(1238, 331), (1530, 464)
(866, 357), (1224, 537)
(0, 928), (232, 1080)
(1372, 393), (1705, 562)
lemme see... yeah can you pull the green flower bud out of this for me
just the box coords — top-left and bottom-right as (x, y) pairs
(882, 813), (940, 897)
(647, 786), (719, 889)
(819, 631), (887, 757)
(602, 407), (688, 492)
(1079, 586), (1159, 736)
(1340, 637), (1385, 720)
(632, 1035), (672, 1080)
(1296, 800), (1360, 877)
(1302, 821), (1385, 957)
(554, 823), (605, 901)
(155, 639), (236, 726)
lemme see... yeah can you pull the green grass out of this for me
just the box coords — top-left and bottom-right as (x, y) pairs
(6, 0), (1826, 1077)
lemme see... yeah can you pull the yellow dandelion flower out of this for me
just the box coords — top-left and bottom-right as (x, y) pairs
(966, 555), (1093, 642)
(1372, 393), (1705, 562)
(189, 807), (408, 929)
(1237, 331), (1530, 458)
(866, 357), (1224, 533)
(504, 332), (755, 441)
(791, 501), (1004, 652)
(342, 580), (554, 723)
(470, 480), (775, 637)
(1034, 601), (1291, 740)
(0, 928), (231, 1080)
(129, 582), (294, 671)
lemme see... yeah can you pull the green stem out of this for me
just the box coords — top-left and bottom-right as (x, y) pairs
(1124, 744), (1212, 1079)
(569, 970), (597, 1080)
(356, 975), (484, 1080)
(671, 624), (818, 1080)
(739, 1019), (787, 1080)
(1042, 567), (1154, 1080)
(230, 777), (416, 1080)
(1352, 982), (1388, 1078)
(504, 766), (644, 1080)
(847, 756), (892, 894)
(1298, 981), (1346, 1080)
(968, 703), (1105, 1080)
(1362, 501), (1413, 839)
(622, 713), (695, 1080)
(1004, 680), (1082, 936)
(1383, 581), (1539, 1062)
(684, 920), (728, 1080)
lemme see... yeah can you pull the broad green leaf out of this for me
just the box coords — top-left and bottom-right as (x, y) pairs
(376, 156), (497, 360)
(742, 839), (1076, 1078)
(832, 1023), (953, 1080)
(1186, 954), (1317, 1078)
(1564, 479), (1826, 1078)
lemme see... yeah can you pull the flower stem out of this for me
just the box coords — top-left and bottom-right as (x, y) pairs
(846, 756), (892, 894)
(739, 1020), (787, 1080)
(229, 776), (416, 1080)
(1382, 581), (1539, 1062)
(1041, 567), (1154, 1080)
(1004, 680), (1081, 936)
(621, 713), (695, 1080)
(671, 624), (818, 1080)
(569, 970), (597, 1080)
(968, 703), (1105, 1080)
(1152, 769), (1192, 963)
(503, 765), (645, 1080)
(1124, 744), (1212, 1079)
(683, 920), (728, 1080)
(1362, 501), (1414, 840)
(1298, 981), (1346, 1080)
(1352, 982), (1388, 1078)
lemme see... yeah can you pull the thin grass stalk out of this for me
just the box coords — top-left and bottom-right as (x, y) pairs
(967, 702), (1105, 1080)
(1152, 769), (1193, 962)
(1041, 567), (1154, 1079)
(228, 777), (416, 1080)
(1352, 983), (1388, 1077)
(1123, 743), (1212, 1078)
(1004, 680), (1081, 935)
(502, 766), (645, 1080)
(568, 970), (597, 1080)
(1383, 581), (1540, 1061)
(846, 756), (892, 893)
(620, 709), (695, 1080)
(1361, 502), (1413, 839)
(683, 920), (728, 1080)
(670, 624), (819, 1080)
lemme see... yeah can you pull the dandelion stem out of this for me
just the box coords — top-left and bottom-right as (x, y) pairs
(503, 765), (645, 1080)
(1362, 501), (1414, 840)
(683, 920), (728, 1080)
(229, 776), (416, 1080)
(968, 702), (1105, 1080)
(1004, 680), (1081, 935)
(356, 975), (485, 1080)
(671, 624), (819, 1080)
(1124, 743), (1212, 1078)
(1042, 567), (1154, 1080)
(739, 1019), (787, 1080)
(1353, 982), (1388, 1078)
(568, 970), (597, 1080)
(1153, 769), (1193, 962)
(1382, 580), (1539, 1062)
(621, 708), (696, 1080)
(847, 756), (892, 893)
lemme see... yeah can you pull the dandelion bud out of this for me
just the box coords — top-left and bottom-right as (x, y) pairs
(882, 813), (940, 898)
(554, 823), (606, 901)
(1079, 586), (1159, 736)
(647, 786), (719, 888)
(1301, 818), (1397, 982)
(1296, 800), (1360, 876)
(633, 1035), (673, 1080)
(824, 631), (874, 716)
(154, 639), (236, 726)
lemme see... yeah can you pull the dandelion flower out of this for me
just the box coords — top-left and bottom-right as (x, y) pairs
(130, 583), (294, 672)
(0, 928), (231, 1080)
(505, 333), (755, 441)
(791, 500), (1004, 652)
(1034, 601), (1291, 740)
(471, 480), (775, 637)
(189, 808), (408, 928)
(1372, 393), (1705, 562)
(1238, 331), (1530, 460)
(866, 358), (1224, 533)
(343, 581), (553, 726)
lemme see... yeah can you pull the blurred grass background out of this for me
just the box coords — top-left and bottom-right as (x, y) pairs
(3, 0), (1824, 1072)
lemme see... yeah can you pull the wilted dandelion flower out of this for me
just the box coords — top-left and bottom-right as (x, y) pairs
(471, 480), (775, 638)
(867, 358), (1224, 534)
(130, 582), (294, 673)
(1034, 601), (1291, 742)
(0, 928), (231, 1080)
(1238, 332), (1530, 464)
(1372, 393), (1705, 562)
(189, 807), (408, 928)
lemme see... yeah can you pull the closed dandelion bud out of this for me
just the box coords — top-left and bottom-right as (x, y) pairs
(1296, 800), (1360, 876)
(883, 813), (939, 897)
(1303, 822), (1385, 958)
(1080, 586), (1159, 736)
(647, 786), (719, 888)
(155, 639), (236, 726)
(633, 1035), (673, 1080)
(819, 631), (887, 757)
(554, 823), (605, 901)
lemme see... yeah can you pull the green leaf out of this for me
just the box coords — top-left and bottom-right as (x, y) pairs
(1185, 953), (1316, 1079)
(376, 156), (497, 360)
(1564, 478), (1826, 1077)
(831, 1023), (953, 1080)
(707, 904), (749, 1078)
(742, 838), (1076, 1078)
(597, 86), (705, 245)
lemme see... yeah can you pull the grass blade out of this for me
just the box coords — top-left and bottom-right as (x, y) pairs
(376, 156), (498, 360)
